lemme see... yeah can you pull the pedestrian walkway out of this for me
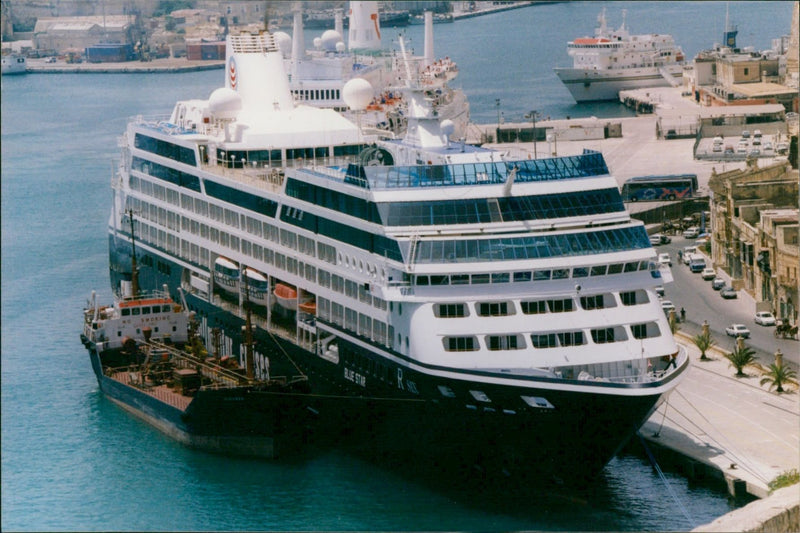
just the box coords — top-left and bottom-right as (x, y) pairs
(641, 333), (799, 499)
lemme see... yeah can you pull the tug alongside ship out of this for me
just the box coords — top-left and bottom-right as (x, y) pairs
(83, 16), (689, 481)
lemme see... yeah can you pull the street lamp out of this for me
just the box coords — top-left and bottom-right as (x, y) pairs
(495, 98), (501, 143)
(524, 110), (540, 159)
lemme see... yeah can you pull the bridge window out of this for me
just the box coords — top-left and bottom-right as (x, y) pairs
(443, 336), (478, 352)
(477, 301), (513, 317)
(486, 334), (524, 351)
(434, 303), (468, 318)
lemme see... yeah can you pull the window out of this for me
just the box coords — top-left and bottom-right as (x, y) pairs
(521, 300), (547, 314)
(557, 331), (585, 346)
(434, 303), (467, 318)
(530, 333), (557, 348)
(591, 328), (615, 344)
(547, 299), (574, 313)
(487, 335), (524, 351)
(443, 336), (478, 352)
(513, 271), (532, 282)
(580, 294), (605, 310)
(631, 322), (660, 339)
(620, 290), (648, 306)
(590, 265), (607, 276)
(477, 301), (512, 317)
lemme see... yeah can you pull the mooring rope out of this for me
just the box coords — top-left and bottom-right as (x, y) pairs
(636, 431), (696, 529)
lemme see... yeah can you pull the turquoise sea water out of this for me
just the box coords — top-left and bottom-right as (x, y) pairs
(2, 2), (792, 530)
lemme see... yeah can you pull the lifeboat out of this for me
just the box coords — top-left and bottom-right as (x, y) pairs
(273, 283), (297, 311)
(297, 299), (317, 315)
(243, 268), (269, 306)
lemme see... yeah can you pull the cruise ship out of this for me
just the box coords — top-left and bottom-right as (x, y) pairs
(554, 9), (686, 102)
(102, 29), (688, 481)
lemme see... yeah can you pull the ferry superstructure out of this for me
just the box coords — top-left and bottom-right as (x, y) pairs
(282, 3), (468, 137)
(554, 8), (686, 102)
(105, 30), (688, 481)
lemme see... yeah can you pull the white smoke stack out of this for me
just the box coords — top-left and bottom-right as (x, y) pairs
(291, 9), (304, 78)
(424, 11), (434, 67)
(348, 1), (381, 51)
(334, 8), (344, 37)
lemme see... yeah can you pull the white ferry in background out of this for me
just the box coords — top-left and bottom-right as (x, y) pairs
(554, 8), (686, 102)
(101, 26), (687, 482)
(1, 54), (27, 75)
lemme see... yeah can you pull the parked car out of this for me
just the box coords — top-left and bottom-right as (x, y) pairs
(724, 145), (734, 154)
(736, 143), (748, 154)
(682, 246), (697, 264)
(700, 268), (716, 280)
(741, 130), (750, 139)
(749, 148), (761, 157)
(683, 227), (700, 239)
(649, 234), (671, 245)
(711, 278), (726, 290)
(763, 141), (774, 151)
(754, 311), (776, 326)
(658, 253), (672, 266)
(753, 129), (762, 138)
(655, 286), (665, 297)
(720, 287), (738, 299)
(725, 324), (750, 338)
(661, 300), (676, 314)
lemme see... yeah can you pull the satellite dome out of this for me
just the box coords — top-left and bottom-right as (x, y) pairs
(274, 31), (291, 57)
(441, 119), (455, 137)
(335, 41), (345, 52)
(313, 37), (322, 49)
(342, 78), (373, 111)
(208, 87), (242, 120)
(321, 30), (343, 51)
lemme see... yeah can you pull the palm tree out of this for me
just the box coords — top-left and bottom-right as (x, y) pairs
(724, 343), (757, 377)
(692, 331), (715, 361)
(760, 364), (797, 393)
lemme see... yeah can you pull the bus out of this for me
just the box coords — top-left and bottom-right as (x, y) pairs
(620, 174), (697, 202)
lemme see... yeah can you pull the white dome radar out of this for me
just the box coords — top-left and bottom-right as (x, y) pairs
(441, 119), (455, 138)
(321, 30), (343, 51)
(208, 87), (242, 120)
(342, 78), (373, 111)
(274, 32), (292, 57)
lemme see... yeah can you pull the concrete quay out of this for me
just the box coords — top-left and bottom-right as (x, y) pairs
(25, 57), (223, 74)
(642, 336), (799, 531)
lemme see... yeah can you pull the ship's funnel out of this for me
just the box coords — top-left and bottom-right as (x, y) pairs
(348, 1), (381, 51)
(225, 33), (294, 114)
(334, 8), (344, 37)
(291, 10), (305, 63)
(424, 11), (434, 67)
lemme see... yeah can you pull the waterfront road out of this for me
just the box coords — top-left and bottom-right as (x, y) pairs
(654, 236), (798, 370)
(641, 335), (799, 500)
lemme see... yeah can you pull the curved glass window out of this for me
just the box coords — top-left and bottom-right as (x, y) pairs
(412, 225), (650, 264)
(348, 149), (608, 190)
(132, 157), (201, 192)
(383, 188), (624, 226)
(134, 133), (196, 166)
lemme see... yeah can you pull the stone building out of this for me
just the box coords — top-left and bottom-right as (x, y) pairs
(33, 15), (133, 53)
(756, 209), (799, 323)
(708, 158), (799, 321)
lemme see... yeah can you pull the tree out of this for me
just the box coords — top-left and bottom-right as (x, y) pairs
(692, 331), (715, 361)
(760, 363), (797, 393)
(724, 343), (757, 377)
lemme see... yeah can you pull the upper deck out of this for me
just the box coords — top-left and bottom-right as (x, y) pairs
(338, 149), (609, 190)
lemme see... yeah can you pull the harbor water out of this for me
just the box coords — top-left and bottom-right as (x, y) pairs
(1, 2), (793, 530)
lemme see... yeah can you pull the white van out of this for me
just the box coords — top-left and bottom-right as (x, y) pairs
(682, 246), (697, 264)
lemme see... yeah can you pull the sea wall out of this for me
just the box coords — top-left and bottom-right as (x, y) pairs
(692, 484), (800, 532)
